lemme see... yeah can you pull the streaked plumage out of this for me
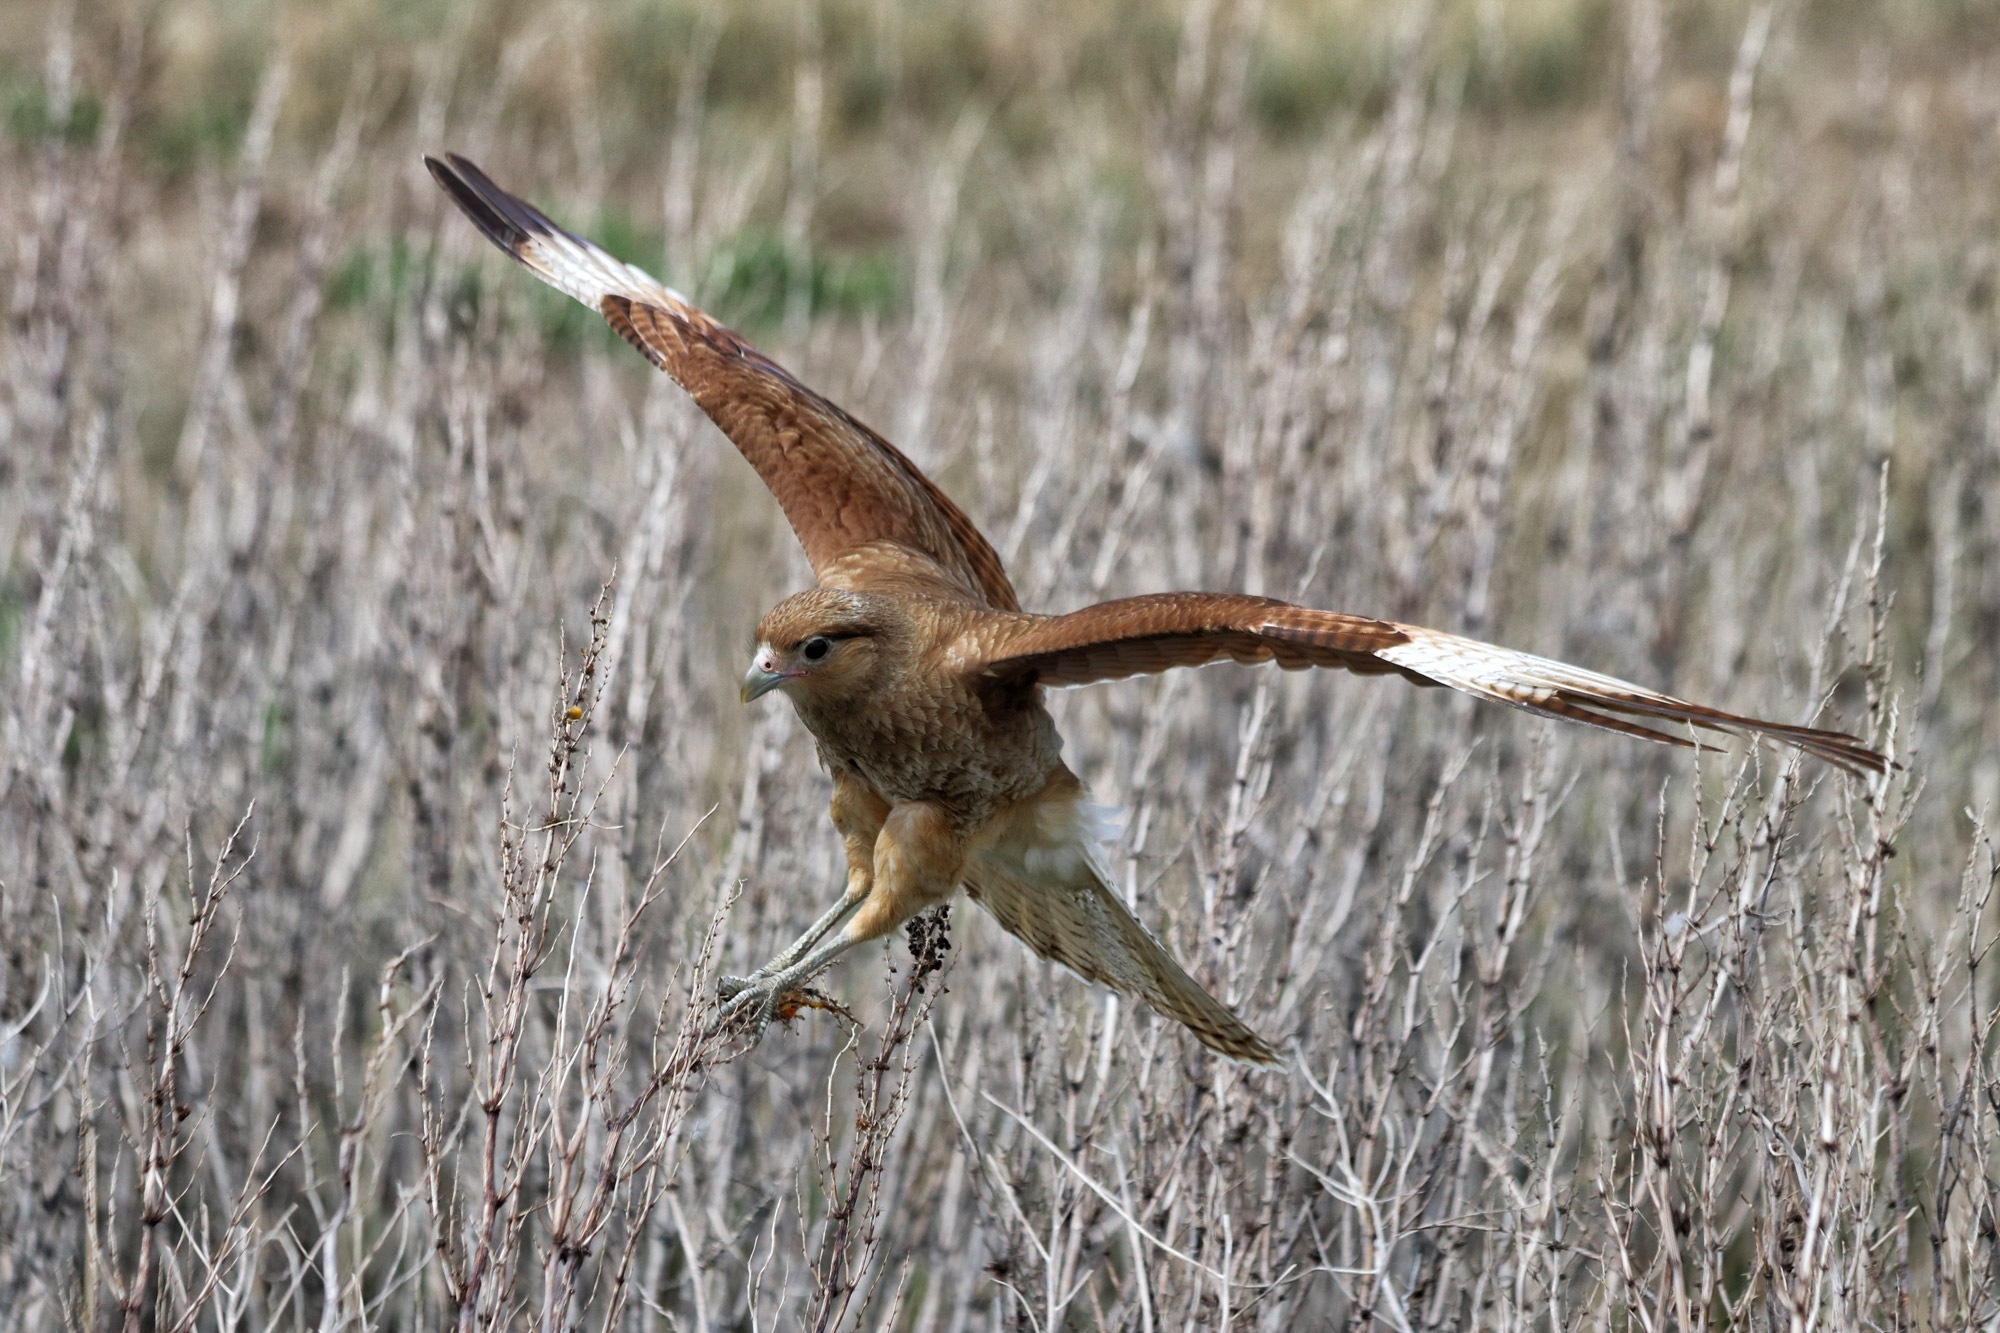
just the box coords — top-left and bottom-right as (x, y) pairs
(430, 154), (1887, 1067)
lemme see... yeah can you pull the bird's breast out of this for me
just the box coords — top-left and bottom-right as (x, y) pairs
(793, 679), (1062, 826)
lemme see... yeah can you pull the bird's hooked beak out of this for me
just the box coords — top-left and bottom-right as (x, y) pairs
(740, 650), (794, 704)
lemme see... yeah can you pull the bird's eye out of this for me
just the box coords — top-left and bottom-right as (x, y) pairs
(802, 636), (832, 662)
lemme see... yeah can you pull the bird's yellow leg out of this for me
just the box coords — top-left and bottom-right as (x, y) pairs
(844, 801), (966, 942)
(717, 800), (965, 1038)
(719, 774), (889, 997)
(831, 772), (893, 904)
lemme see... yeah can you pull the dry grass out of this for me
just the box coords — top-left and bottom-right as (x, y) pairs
(5, 0), (2000, 1327)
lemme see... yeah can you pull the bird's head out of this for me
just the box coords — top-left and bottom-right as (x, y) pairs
(741, 589), (896, 707)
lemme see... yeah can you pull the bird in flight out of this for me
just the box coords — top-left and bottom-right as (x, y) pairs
(428, 154), (1886, 1066)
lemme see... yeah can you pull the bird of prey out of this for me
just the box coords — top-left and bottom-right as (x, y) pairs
(428, 154), (1886, 1066)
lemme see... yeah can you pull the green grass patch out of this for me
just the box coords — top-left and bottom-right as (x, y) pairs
(703, 226), (899, 332)
(145, 91), (258, 175)
(4, 78), (102, 145)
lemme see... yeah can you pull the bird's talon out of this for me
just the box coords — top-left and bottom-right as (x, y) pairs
(716, 986), (768, 1023)
(713, 975), (851, 1046)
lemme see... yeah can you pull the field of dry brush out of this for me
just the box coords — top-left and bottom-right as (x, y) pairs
(5, 0), (2000, 1327)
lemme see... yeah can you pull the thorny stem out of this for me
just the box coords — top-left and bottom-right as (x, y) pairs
(806, 905), (953, 1333)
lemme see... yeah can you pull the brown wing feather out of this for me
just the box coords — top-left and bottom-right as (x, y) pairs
(427, 153), (1018, 610)
(971, 593), (1888, 775)
(973, 593), (1411, 684)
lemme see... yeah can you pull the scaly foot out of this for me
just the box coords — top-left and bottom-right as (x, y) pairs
(711, 936), (858, 1045)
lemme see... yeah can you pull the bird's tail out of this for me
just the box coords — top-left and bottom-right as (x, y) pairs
(962, 856), (1282, 1068)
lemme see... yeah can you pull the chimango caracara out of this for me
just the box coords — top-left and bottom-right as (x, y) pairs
(429, 154), (1886, 1066)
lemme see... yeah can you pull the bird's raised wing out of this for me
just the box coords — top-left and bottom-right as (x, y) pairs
(426, 153), (1018, 610)
(970, 593), (1887, 774)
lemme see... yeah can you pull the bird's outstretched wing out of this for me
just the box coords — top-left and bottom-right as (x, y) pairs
(426, 153), (1019, 610)
(970, 593), (1888, 774)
